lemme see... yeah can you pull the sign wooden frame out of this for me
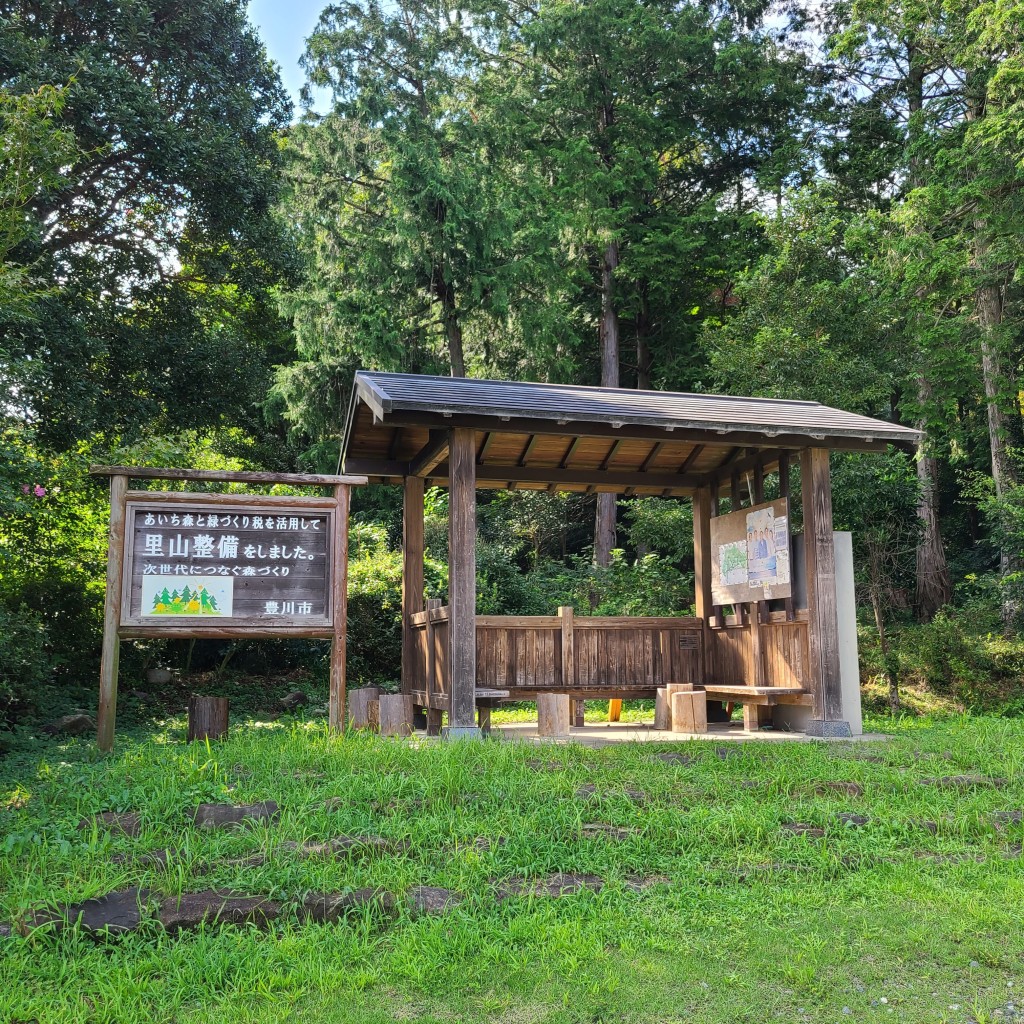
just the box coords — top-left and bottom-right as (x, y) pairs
(90, 467), (366, 751)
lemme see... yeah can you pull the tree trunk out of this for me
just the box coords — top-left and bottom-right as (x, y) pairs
(594, 238), (620, 567)
(868, 547), (898, 715)
(187, 695), (229, 742)
(906, 48), (952, 620)
(438, 273), (466, 377)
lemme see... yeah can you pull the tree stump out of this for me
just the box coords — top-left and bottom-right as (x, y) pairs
(654, 688), (671, 731)
(188, 695), (229, 742)
(671, 691), (707, 734)
(349, 687), (381, 730)
(537, 693), (570, 738)
(379, 694), (413, 737)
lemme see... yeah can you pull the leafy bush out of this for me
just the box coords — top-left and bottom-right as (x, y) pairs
(0, 602), (50, 716)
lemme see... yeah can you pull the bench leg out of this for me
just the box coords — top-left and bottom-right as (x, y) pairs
(743, 704), (772, 732)
(608, 699), (622, 722)
(573, 699), (585, 727)
(426, 708), (443, 737)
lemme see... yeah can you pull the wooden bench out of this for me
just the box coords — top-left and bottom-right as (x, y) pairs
(410, 687), (509, 735)
(698, 685), (811, 733)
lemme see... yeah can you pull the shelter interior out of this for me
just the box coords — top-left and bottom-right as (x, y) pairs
(343, 371), (919, 738)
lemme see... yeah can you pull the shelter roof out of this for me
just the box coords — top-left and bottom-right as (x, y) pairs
(342, 371), (919, 495)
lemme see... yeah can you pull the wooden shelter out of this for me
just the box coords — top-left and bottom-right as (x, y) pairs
(342, 372), (919, 738)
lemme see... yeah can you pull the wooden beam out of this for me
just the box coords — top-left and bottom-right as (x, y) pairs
(97, 473), (127, 752)
(599, 439), (623, 470)
(640, 441), (663, 472)
(779, 453), (794, 620)
(693, 486), (712, 622)
(679, 444), (705, 473)
(409, 430), (450, 477)
(91, 465), (365, 486)
(477, 431), (496, 464)
(560, 437), (583, 468)
(469, 464), (702, 491)
(377, 411), (895, 452)
(800, 447), (844, 730)
(447, 428), (478, 733)
(401, 476), (425, 699)
(328, 483), (351, 733)
(518, 435), (540, 467)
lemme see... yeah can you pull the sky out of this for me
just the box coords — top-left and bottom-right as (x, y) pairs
(247, 0), (328, 111)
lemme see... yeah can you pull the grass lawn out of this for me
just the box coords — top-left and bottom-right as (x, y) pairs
(1, 710), (1022, 1023)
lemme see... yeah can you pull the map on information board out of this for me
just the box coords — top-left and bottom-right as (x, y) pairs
(710, 497), (791, 606)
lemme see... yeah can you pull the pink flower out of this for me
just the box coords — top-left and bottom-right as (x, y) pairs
(21, 484), (29, 494)
(33, 485), (46, 497)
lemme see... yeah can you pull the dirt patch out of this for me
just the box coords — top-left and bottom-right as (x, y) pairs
(110, 848), (182, 870)
(652, 753), (694, 767)
(623, 874), (669, 891)
(993, 810), (1023, 827)
(581, 822), (638, 841)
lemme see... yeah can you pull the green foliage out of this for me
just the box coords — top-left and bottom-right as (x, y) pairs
(0, 602), (48, 710)
(620, 498), (693, 564)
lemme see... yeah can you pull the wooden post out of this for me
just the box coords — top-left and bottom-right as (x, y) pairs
(97, 473), (127, 752)
(328, 484), (350, 733)
(379, 693), (413, 737)
(778, 453), (795, 621)
(559, 603), (574, 685)
(749, 602), (767, 687)
(671, 691), (707, 733)
(447, 427), (478, 735)
(537, 693), (570, 737)
(607, 699), (622, 722)
(654, 688), (671, 730)
(188, 695), (229, 742)
(349, 686), (381, 729)
(800, 448), (848, 736)
(693, 484), (714, 681)
(402, 475), (425, 698)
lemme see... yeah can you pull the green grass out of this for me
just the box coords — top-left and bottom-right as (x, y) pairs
(1, 712), (1022, 1023)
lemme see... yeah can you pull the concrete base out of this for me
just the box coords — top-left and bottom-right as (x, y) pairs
(441, 726), (484, 741)
(804, 719), (853, 739)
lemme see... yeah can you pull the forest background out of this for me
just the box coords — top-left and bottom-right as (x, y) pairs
(3, 0), (1024, 724)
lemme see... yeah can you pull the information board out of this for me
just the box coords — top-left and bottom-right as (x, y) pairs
(121, 500), (334, 629)
(710, 497), (792, 606)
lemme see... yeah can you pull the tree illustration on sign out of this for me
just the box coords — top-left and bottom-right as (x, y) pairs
(151, 582), (223, 615)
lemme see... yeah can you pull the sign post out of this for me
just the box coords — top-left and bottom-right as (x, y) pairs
(90, 467), (366, 751)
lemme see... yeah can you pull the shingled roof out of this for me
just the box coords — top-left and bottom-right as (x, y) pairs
(342, 372), (919, 494)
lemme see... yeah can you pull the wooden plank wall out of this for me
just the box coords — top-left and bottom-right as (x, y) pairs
(706, 613), (810, 689)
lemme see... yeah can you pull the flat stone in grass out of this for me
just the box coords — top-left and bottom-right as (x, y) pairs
(581, 822), (637, 841)
(110, 848), (180, 870)
(835, 813), (870, 827)
(159, 890), (281, 932)
(921, 775), (1007, 790)
(781, 822), (826, 839)
(993, 810), (1022, 827)
(283, 835), (391, 858)
(42, 713), (94, 737)
(79, 811), (142, 837)
(814, 781), (865, 798)
(26, 887), (151, 935)
(652, 752), (694, 767)
(189, 800), (279, 829)
(494, 873), (605, 900)
(407, 886), (462, 915)
(301, 888), (398, 923)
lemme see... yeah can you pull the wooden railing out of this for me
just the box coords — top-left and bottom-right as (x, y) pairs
(706, 610), (810, 690)
(407, 604), (705, 707)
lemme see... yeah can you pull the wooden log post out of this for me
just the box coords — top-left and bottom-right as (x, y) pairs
(693, 484), (714, 660)
(188, 695), (229, 742)
(537, 693), (570, 737)
(671, 691), (707, 733)
(379, 693), (413, 737)
(97, 473), (128, 752)
(349, 686), (381, 730)
(328, 483), (351, 733)
(800, 448), (849, 737)
(654, 687), (671, 730)
(402, 476), (425, 701)
(445, 428), (480, 737)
